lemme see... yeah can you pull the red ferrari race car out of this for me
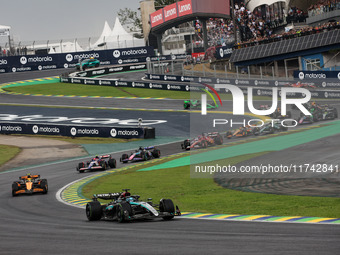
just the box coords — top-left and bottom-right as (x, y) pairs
(285, 82), (316, 89)
(181, 132), (223, 150)
(77, 155), (117, 173)
(225, 126), (254, 139)
(12, 174), (48, 196)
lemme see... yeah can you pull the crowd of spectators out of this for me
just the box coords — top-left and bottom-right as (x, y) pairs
(0, 46), (27, 57)
(192, 0), (339, 52)
(194, 18), (235, 47)
(308, 0), (340, 17)
(234, 2), (290, 43)
(234, 21), (340, 48)
(286, 6), (307, 23)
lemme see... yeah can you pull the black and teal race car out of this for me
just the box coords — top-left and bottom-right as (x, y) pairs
(253, 121), (288, 136)
(184, 100), (218, 110)
(76, 58), (100, 70)
(86, 189), (181, 223)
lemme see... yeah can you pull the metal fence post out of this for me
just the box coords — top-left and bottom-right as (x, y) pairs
(214, 65), (217, 77)
(171, 60), (174, 75)
(260, 66), (263, 79)
(248, 66), (250, 78)
(236, 66), (239, 78)
(225, 65), (228, 78)
(272, 66), (275, 80)
(203, 64), (206, 77)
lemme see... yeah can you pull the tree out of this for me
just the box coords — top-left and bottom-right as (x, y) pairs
(154, 0), (178, 9)
(118, 0), (178, 38)
(117, 8), (143, 38)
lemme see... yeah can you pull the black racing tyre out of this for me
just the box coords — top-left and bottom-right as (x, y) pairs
(183, 140), (190, 150)
(242, 130), (247, 137)
(83, 66), (86, 71)
(159, 199), (175, 220)
(12, 182), (19, 197)
(226, 131), (232, 139)
(101, 161), (107, 170)
(214, 135), (223, 145)
(40, 179), (48, 194)
(253, 127), (259, 136)
(268, 126), (275, 134)
(286, 111), (292, 118)
(121, 154), (129, 163)
(334, 109), (338, 119)
(86, 201), (102, 221)
(108, 158), (117, 168)
(152, 149), (161, 158)
(184, 103), (190, 109)
(77, 162), (85, 173)
(117, 202), (132, 223)
(95, 63), (99, 67)
(281, 125), (288, 131)
(201, 140), (208, 148)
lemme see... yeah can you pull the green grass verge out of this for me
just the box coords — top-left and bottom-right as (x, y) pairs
(4, 83), (270, 100)
(0, 145), (21, 167)
(82, 152), (340, 218)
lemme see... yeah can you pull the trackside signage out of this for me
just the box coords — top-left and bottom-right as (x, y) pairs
(216, 46), (233, 59)
(0, 47), (153, 74)
(146, 73), (340, 89)
(294, 71), (340, 80)
(60, 75), (340, 99)
(0, 123), (152, 139)
(178, 0), (192, 17)
(164, 3), (178, 22)
(150, 0), (229, 29)
(150, 9), (164, 28)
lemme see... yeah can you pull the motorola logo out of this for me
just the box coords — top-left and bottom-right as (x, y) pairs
(113, 50), (121, 58)
(110, 128), (117, 137)
(20, 57), (27, 65)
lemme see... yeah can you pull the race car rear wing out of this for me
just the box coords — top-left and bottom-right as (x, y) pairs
(20, 175), (40, 180)
(93, 193), (121, 201)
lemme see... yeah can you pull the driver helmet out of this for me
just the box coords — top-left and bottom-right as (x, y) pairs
(126, 197), (134, 202)
(95, 155), (99, 159)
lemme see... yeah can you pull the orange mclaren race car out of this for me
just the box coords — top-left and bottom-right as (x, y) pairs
(225, 126), (254, 139)
(12, 174), (48, 196)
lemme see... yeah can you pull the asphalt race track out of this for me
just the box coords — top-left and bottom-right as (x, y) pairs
(1, 160), (340, 255)
(0, 70), (340, 254)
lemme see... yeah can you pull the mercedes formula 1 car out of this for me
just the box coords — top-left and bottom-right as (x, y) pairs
(183, 100), (218, 110)
(295, 102), (338, 124)
(319, 105), (338, 120)
(77, 155), (117, 173)
(86, 189), (181, 222)
(120, 146), (160, 163)
(12, 174), (48, 196)
(181, 132), (223, 150)
(253, 121), (288, 136)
